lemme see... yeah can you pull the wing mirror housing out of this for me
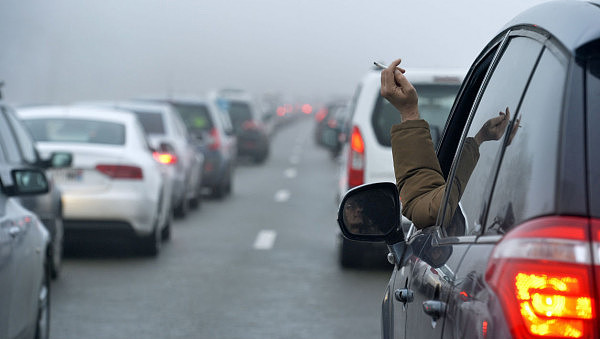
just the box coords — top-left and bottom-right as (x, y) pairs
(337, 182), (404, 244)
(4, 168), (50, 196)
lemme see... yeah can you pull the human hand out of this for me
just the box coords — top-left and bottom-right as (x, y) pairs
(380, 58), (419, 121)
(474, 107), (511, 146)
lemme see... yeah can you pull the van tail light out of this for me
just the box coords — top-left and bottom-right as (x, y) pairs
(347, 125), (365, 188)
(153, 152), (178, 165)
(209, 127), (221, 151)
(485, 216), (597, 338)
(95, 164), (143, 179)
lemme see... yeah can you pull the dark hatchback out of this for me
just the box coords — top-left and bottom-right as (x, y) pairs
(337, 1), (600, 338)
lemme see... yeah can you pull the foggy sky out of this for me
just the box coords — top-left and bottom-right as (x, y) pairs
(0, 0), (551, 105)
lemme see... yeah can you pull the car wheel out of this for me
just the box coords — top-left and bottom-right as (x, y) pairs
(35, 264), (50, 339)
(139, 224), (161, 257)
(339, 236), (361, 269)
(161, 209), (173, 241)
(173, 196), (188, 219)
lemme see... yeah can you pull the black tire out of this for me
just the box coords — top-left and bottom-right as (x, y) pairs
(35, 263), (50, 339)
(173, 197), (188, 219)
(339, 236), (362, 269)
(161, 210), (173, 241)
(138, 226), (161, 257)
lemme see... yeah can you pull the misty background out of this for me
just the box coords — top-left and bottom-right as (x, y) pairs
(0, 0), (550, 105)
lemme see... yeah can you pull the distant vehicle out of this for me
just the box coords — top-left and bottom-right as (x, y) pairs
(17, 105), (173, 256)
(1, 103), (72, 279)
(336, 68), (464, 268)
(155, 96), (237, 199)
(0, 150), (52, 339)
(209, 89), (270, 164)
(317, 101), (351, 159)
(337, 0), (600, 337)
(314, 100), (348, 150)
(84, 101), (204, 217)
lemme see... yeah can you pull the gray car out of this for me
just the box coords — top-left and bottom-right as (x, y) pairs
(160, 97), (237, 199)
(0, 122), (53, 338)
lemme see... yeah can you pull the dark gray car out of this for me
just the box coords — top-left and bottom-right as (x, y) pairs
(337, 1), (600, 338)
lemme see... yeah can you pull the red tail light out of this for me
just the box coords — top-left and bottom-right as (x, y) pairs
(315, 108), (328, 122)
(95, 164), (143, 179)
(486, 216), (597, 338)
(153, 152), (178, 165)
(209, 127), (221, 151)
(347, 125), (365, 188)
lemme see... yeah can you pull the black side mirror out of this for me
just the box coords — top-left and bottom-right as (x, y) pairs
(337, 182), (401, 242)
(50, 152), (73, 168)
(5, 168), (49, 196)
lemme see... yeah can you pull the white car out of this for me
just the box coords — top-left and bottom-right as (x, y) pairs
(17, 105), (173, 256)
(336, 68), (465, 267)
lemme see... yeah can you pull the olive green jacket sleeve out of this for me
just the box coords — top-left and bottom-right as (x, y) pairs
(390, 120), (479, 229)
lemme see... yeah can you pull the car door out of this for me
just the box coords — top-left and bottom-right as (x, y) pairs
(430, 32), (556, 338)
(400, 32), (547, 338)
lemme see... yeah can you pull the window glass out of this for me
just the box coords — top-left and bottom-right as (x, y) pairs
(372, 84), (460, 148)
(133, 111), (165, 134)
(0, 109), (23, 163)
(226, 101), (253, 131)
(484, 49), (565, 235)
(5, 108), (37, 163)
(587, 56), (600, 217)
(23, 118), (126, 145)
(174, 103), (214, 136)
(441, 37), (543, 237)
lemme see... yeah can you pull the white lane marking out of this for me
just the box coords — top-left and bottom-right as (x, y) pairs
(254, 230), (277, 250)
(284, 168), (297, 178)
(289, 155), (300, 164)
(274, 189), (291, 202)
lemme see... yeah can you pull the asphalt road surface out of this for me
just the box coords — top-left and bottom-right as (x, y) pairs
(50, 116), (392, 339)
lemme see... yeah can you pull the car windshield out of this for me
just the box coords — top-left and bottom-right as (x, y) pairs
(132, 111), (165, 135)
(23, 118), (126, 145)
(372, 84), (460, 147)
(173, 103), (214, 135)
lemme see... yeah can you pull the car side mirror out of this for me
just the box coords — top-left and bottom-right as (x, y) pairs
(50, 152), (73, 168)
(5, 168), (49, 196)
(337, 182), (402, 243)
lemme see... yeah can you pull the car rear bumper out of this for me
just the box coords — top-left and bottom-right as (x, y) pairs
(62, 191), (157, 235)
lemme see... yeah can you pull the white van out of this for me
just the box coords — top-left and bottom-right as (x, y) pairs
(336, 67), (465, 267)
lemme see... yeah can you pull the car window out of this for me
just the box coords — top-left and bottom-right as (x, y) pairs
(227, 101), (253, 131)
(23, 118), (126, 145)
(372, 84), (460, 148)
(588, 56), (600, 218)
(174, 103), (215, 135)
(440, 36), (544, 237)
(0, 109), (23, 163)
(484, 48), (566, 235)
(133, 111), (166, 134)
(5, 108), (37, 163)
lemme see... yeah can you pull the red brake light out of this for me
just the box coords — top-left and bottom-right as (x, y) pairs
(315, 108), (328, 122)
(301, 104), (313, 114)
(486, 216), (597, 338)
(209, 127), (221, 151)
(347, 125), (364, 188)
(95, 164), (143, 179)
(153, 152), (178, 165)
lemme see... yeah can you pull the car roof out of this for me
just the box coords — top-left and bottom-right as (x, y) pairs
(16, 105), (139, 124)
(502, 0), (600, 52)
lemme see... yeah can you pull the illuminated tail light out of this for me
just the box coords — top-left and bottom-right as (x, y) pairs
(485, 216), (597, 338)
(95, 164), (143, 179)
(347, 125), (365, 188)
(209, 127), (221, 151)
(153, 152), (178, 165)
(315, 108), (328, 122)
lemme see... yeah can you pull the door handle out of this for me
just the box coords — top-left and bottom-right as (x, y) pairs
(422, 300), (446, 321)
(9, 226), (21, 238)
(394, 288), (414, 304)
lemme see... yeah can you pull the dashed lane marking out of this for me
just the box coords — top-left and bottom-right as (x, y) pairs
(274, 189), (291, 202)
(284, 168), (297, 178)
(253, 230), (277, 250)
